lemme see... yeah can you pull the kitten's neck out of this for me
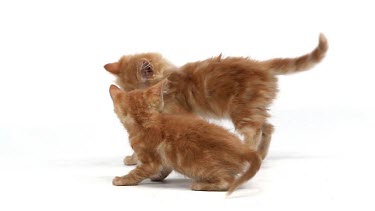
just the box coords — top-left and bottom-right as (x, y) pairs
(131, 112), (162, 130)
(142, 113), (162, 129)
(127, 113), (162, 146)
(162, 66), (178, 78)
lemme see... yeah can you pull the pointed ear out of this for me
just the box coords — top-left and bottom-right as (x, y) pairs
(109, 84), (123, 99)
(139, 59), (155, 80)
(104, 62), (120, 75)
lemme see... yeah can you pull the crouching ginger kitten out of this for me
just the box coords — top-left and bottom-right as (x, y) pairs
(109, 81), (261, 195)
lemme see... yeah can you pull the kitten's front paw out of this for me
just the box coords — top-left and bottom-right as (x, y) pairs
(123, 155), (137, 166)
(112, 176), (138, 186)
(112, 176), (125, 186)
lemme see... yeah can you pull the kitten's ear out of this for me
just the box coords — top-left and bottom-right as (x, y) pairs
(109, 84), (123, 99)
(104, 62), (120, 75)
(139, 59), (155, 80)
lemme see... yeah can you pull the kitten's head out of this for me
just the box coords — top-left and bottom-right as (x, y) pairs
(109, 80), (169, 127)
(104, 53), (175, 92)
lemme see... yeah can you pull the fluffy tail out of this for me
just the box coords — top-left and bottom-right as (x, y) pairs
(262, 33), (328, 75)
(227, 150), (262, 195)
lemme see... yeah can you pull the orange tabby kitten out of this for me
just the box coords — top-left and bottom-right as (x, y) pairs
(105, 34), (328, 163)
(109, 82), (261, 195)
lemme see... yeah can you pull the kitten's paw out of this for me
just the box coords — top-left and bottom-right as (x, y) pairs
(123, 155), (137, 166)
(112, 176), (138, 186)
(112, 176), (125, 186)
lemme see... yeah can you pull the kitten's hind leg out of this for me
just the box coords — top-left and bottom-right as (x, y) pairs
(123, 152), (138, 166)
(230, 105), (269, 150)
(257, 123), (274, 160)
(239, 126), (262, 149)
(150, 167), (172, 182)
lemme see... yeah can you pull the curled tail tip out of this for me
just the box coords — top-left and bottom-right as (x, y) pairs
(319, 33), (326, 42)
(226, 151), (262, 195)
(318, 33), (328, 52)
(265, 33), (328, 75)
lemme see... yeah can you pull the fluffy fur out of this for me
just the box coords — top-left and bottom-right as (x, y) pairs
(109, 82), (261, 195)
(105, 34), (328, 164)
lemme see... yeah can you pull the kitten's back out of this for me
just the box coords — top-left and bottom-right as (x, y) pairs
(166, 56), (277, 117)
(158, 113), (261, 194)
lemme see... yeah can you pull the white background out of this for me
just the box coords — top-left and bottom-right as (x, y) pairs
(1, 0), (374, 210)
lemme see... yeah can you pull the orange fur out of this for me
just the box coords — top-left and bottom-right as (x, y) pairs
(105, 34), (328, 163)
(109, 82), (261, 194)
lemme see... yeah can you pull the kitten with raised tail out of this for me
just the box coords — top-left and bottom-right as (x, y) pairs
(105, 34), (328, 164)
(109, 81), (261, 195)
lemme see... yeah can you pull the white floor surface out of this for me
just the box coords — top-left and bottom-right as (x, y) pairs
(1, 109), (373, 211)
